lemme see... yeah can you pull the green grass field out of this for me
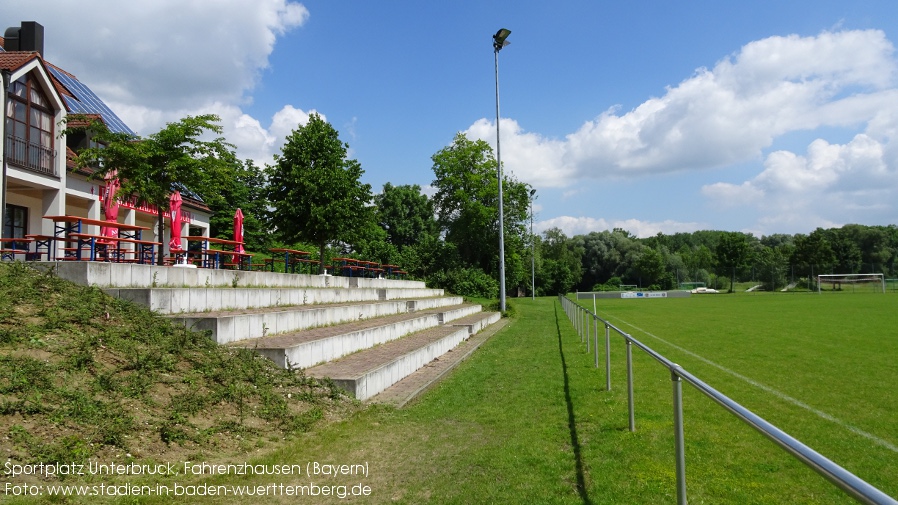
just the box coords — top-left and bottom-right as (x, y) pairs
(4, 289), (896, 504)
(572, 291), (898, 503)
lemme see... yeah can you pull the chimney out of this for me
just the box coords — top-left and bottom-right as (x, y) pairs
(3, 21), (44, 55)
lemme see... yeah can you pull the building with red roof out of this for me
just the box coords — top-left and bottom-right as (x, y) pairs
(0, 21), (211, 256)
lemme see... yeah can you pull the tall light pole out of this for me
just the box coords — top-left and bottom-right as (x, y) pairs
(493, 28), (511, 312)
(530, 188), (536, 300)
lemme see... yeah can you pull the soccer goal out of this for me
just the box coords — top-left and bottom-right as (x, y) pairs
(679, 282), (705, 291)
(816, 273), (885, 293)
(619, 284), (638, 292)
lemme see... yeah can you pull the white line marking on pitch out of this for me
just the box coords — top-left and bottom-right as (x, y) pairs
(609, 316), (898, 454)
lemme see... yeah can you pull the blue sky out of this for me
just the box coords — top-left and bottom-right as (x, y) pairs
(6, 1), (898, 238)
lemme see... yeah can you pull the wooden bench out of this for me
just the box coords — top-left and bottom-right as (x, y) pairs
(263, 257), (286, 272)
(0, 238), (34, 261)
(290, 258), (320, 274)
(0, 248), (32, 261)
(116, 238), (161, 265)
(340, 265), (367, 277)
(221, 252), (254, 270)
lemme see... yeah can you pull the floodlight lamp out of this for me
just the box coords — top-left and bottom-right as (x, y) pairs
(493, 28), (511, 51)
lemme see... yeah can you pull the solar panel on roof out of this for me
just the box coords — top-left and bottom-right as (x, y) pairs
(172, 182), (204, 203)
(48, 66), (136, 136)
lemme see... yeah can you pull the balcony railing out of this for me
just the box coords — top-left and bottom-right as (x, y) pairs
(5, 135), (57, 177)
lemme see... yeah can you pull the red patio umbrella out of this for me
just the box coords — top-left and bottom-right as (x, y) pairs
(101, 171), (120, 241)
(234, 208), (245, 253)
(168, 191), (183, 251)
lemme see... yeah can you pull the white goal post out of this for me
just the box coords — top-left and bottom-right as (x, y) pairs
(816, 273), (885, 293)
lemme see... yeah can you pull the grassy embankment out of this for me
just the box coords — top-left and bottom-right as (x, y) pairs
(0, 261), (356, 485)
(3, 263), (896, 504)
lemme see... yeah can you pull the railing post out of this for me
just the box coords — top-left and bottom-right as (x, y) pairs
(605, 323), (612, 391)
(593, 315), (599, 369)
(581, 309), (586, 343)
(627, 339), (635, 432)
(583, 309), (592, 354)
(672, 365), (687, 505)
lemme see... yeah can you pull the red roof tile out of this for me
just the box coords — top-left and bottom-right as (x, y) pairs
(0, 51), (39, 72)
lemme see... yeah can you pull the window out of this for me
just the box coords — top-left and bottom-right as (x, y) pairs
(3, 204), (28, 244)
(5, 74), (55, 175)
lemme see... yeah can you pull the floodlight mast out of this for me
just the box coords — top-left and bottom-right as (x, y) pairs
(493, 28), (510, 312)
(530, 187), (536, 300)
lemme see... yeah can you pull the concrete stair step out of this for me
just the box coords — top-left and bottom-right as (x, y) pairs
(167, 296), (465, 344)
(43, 262), (426, 289)
(105, 286), (445, 314)
(445, 311), (502, 335)
(368, 315), (508, 407)
(305, 311), (500, 401)
(231, 304), (484, 369)
(34, 262), (505, 404)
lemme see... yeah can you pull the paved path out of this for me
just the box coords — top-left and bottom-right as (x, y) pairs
(367, 317), (510, 408)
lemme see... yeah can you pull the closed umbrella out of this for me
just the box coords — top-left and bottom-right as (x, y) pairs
(234, 208), (245, 253)
(168, 191), (183, 251)
(101, 171), (120, 241)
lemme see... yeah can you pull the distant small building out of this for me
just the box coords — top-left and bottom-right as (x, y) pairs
(0, 21), (211, 254)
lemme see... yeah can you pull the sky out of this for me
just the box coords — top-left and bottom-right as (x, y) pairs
(5, 1), (898, 239)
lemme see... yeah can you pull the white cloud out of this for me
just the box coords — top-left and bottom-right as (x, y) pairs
(702, 114), (898, 232)
(462, 29), (898, 234)
(6, 3), (898, 237)
(467, 29), (898, 191)
(26, 0), (309, 111)
(700, 181), (765, 208)
(537, 216), (705, 239)
(463, 118), (568, 188)
(0, 0), (310, 164)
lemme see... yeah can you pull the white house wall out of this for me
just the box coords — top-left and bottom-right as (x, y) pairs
(3, 59), (67, 238)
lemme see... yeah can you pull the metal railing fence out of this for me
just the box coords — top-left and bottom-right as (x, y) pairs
(558, 294), (897, 505)
(6, 135), (58, 177)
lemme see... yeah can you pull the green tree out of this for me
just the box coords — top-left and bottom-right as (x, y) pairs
(683, 244), (715, 277)
(66, 114), (236, 264)
(202, 158), (271, 252)
(430, 133), (531, 290)
(538, 228), (583, 295)
(574, 229), (641, 290)
(715, 231), (754, 292)
(351, 215), (398, 266)
(828, 232), (863, 274)
(791, 229), (835, 277)
(633, 247), (666, 288)
(265, 114), (372, 272)
(756, 246), (788, 291)
(374, 183), (438, 251)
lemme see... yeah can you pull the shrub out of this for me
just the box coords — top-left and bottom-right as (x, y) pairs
(427, 268), (499, 298)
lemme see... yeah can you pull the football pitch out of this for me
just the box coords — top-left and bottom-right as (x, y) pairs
(574, 291), (898, 503)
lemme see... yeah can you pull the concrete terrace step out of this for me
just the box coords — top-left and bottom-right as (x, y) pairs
(39, 261), (426, 289)
(305, 311), (500, 401)
(104, 286), (445, 314)
(446, 310), (502, 336)
(369, 316), (508, 407)
(168, 296), (465, 344)
(28, 262), (505, 405)
(232, 304), (484, 369)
